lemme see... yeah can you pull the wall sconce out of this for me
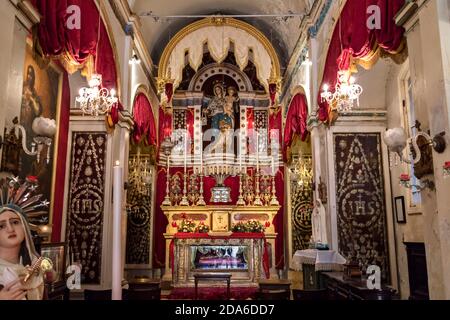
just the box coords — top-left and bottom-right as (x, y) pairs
(444, 162), (450, 179)
(12, 116), (56, 164)
(399, 173), (435, 191)
(383, 123), (446, 166)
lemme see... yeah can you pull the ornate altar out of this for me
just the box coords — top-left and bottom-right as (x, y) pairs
(162, 205), (280, 285)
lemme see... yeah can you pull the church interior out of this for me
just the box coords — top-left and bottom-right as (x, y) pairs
(0, 0), (450, 301)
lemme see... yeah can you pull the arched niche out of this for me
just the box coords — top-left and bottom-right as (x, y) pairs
(188, 63), (253, 93)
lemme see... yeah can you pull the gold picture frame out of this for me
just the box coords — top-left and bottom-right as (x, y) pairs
(18, 38), (63, 225)
(212, 211), (229, 232)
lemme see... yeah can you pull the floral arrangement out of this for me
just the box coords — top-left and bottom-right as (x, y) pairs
(232, 220), (266, 233)
(196, 222), (210, 233)
(231, 222), (247, 233)
(174, 214), (210, 233)
(178, 218), (197, 233)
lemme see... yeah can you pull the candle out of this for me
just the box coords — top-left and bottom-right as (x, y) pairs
(256, 131), (260, 172)
(271, 155), (275, 176)
(200, 130), (203, 174)
(239, 151), (242, 173)
(184, 126), (189, 174)
(112, 162), (123, 300)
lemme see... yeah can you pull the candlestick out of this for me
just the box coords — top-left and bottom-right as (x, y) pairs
(256, 131), (260, 172)
(112, 162), (123, 300)
(270, 174), (280, 206)
(162, 155), (171, 206)
(197, 172), (206, 206)
(236, 172), (245, 206)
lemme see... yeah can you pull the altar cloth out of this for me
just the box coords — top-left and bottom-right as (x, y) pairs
(292, 249), (346, 272)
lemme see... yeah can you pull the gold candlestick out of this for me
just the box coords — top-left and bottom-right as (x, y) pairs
(180, 172), (189, 206)
(197, 172), (206, 206)
(270, 174), (279, 206)
(236, 172), (246, 206)
(253, 170), (263, 206)
(162, 155), (171, 206)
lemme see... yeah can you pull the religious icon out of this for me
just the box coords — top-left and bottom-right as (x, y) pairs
(203, 81), (240, 155)
(15, 40), (62, 220)
(212, 212), (229, 232)
(0, 176), (56, 300)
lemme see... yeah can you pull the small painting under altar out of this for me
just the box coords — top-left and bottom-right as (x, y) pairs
(170, 233), (270, 287)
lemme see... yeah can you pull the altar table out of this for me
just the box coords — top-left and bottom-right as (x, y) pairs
(292, 249), (347, 272)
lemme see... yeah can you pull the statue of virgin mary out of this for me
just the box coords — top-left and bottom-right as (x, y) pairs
(0, 177), (55, 300)
(203, 82), (235, 154)
(311, 199), (328, 245)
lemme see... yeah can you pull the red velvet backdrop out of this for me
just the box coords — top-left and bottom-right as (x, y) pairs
(132, 93), (157, 145)
(318, 0), (405, 122)
(283, 93), (309, 159)
(31, 0), (119, 241)
(32, 0), (118, 90)
(51, 69), (70, 242)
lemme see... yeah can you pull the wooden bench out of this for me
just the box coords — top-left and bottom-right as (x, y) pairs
(193, 273), (232, 300)
(257, 279), (292, 300)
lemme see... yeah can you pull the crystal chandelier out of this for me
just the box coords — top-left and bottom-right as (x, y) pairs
(321, 70), (363, 113)
(76, 74), (118, 116)
(290, 156), (313, 189)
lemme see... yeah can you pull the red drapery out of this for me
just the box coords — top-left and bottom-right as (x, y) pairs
(283, 93), (309, 159)
(318, 0), (406, 122)
(132, 93), (157, 145)
(158, 107), (172, 140)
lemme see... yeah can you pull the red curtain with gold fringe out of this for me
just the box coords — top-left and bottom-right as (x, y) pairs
(132, 93), (157, 145)
(318, 0), (406, 122)
(31, 0), (118, 90)
(283, 93), (309, 159)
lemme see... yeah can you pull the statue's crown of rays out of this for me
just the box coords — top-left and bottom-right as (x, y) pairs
(0, 175), (49, 223)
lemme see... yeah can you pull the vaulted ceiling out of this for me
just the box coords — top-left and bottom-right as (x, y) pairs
(128, 0), (315, 74)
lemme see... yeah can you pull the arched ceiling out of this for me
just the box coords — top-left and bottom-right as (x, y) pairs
(128, 0), (314, 74)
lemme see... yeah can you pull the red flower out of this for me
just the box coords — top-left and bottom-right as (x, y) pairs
(444, 162), (450, 169)
(265, 221), (271, 228)
(26, 176), (38, 184)
(171, 221), (178, 228)
(400, 174), (410, 181)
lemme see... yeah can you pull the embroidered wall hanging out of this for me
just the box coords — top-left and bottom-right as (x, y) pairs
(334, 133), (389, 281)
(291, 183), (313, 252)
(67, 132), (107, 284)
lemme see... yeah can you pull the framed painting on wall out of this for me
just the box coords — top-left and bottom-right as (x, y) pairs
(395, 196), (407, 224)
(18, 38), (63, 222)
